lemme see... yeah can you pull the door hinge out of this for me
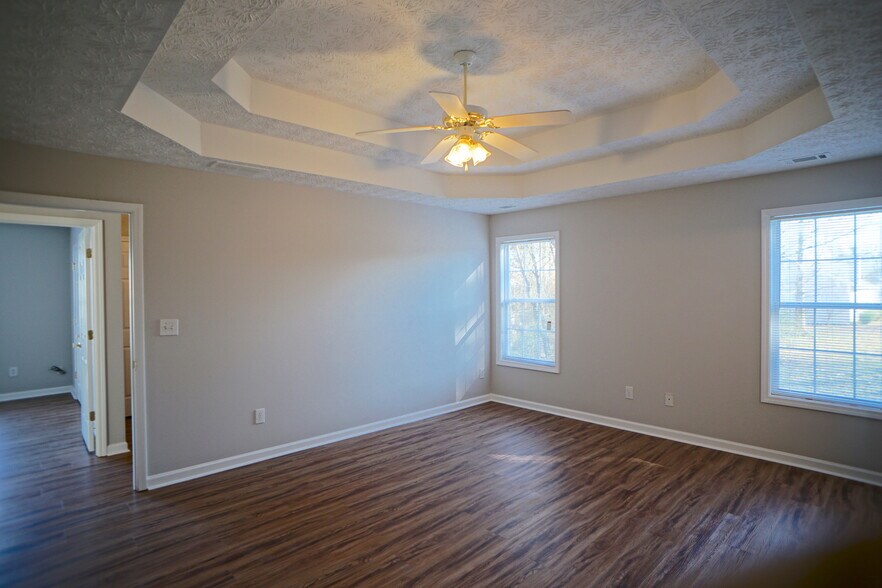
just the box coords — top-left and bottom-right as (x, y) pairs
(89, 411), (95, 421)
(86, 248), (93, 259)
(88, 330), (94, 340)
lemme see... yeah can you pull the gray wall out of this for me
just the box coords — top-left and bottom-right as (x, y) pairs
(490, 156), (882, 473)
(0, 140), (490, 474)
(4, 137), (877, 477)
(0, 224), (73, 394)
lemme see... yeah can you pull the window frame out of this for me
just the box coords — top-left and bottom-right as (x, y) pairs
(496, 231), (560, 373)
(761, 197), (882, 420)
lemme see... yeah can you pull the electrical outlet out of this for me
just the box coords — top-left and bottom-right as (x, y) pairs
(479, 367), (486, 379)
(8, 367), (18, 377)
(665, 393), (674, 407)
(625, 386), (634, 399)
(254, 408), (266, 425)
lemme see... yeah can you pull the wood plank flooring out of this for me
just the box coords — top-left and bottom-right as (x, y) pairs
(1, 395), (880, 587)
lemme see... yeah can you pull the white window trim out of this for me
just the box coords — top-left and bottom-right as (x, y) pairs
(761, 196), (882, 420)
(496, 231), (560, 373)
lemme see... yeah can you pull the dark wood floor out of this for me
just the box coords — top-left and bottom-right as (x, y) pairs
(1, 395), (880, 587)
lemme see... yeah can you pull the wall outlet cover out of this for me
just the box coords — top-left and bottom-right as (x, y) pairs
(254, 408), (266, 425)
(8, 367), (18, 377)
(625, 386), (634, 399)
(665, 393), (674, 407)
(159, 319), (179, 336)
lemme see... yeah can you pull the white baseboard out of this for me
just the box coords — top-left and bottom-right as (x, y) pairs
(0, 385), (74, 402)
(145, 391), (880, 491)
(106, 442), (130, 456)
(489, 394), (882, 487)
(146, 395), (492, 490)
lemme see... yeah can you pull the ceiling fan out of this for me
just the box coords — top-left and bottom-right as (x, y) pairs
(357, 50), (573, 171)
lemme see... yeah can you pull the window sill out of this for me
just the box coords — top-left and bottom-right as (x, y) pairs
(762, 391), (882, 420)
(496, 358), (559, 374)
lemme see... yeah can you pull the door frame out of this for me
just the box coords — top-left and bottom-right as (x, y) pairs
(0, 193), (148, 491)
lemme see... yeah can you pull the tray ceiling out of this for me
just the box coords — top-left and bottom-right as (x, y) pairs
(1, 0), (880, 213)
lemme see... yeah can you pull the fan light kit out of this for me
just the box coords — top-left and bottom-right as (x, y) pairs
(445, 135), (490, 168)
(358, 50), (573, 171)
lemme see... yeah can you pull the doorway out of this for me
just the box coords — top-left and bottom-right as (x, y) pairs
(0, 213), (108, 453)
(0, 196), (146, 490)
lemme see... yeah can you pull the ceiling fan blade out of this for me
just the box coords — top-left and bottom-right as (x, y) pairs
(480, 132), (539, 161)
(429, 92), (468, 119)
(489, 110), (573, 129)
(356, 125), (439, 136)
(421, 135), (458, 164)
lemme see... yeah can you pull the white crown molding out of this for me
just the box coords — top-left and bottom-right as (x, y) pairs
(488, 394), (882, 487)
(213, 59), (440, 158)
(507, 86), (833, 198)
(122, 82), (454, 199)
(123, 80), (831, 203)
(146, 395), (492, 490)
(493, 70), (739, 164)
(0, 386), (73, 402)
(125, 81), (831, 202)
(212, 59), (740, 169)
(122, 82), (202, 154)
(201, 121), (458, 196)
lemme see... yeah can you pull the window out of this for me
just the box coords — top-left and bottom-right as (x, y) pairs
(497, 232), (559, 372)
(763, 198), (882, 419)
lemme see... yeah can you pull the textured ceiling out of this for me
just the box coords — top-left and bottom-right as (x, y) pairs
(492, 0), (821, 174)
(234, 0), (718, 124)
(143, 0), (423, 168)
(135, 0), (823, 176)
(0, 0), (187, 164)
(0, 0), (880, 214)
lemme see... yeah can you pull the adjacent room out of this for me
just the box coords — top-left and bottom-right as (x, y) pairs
(0, 0), (880, 585)
(0, 223), (74, 403)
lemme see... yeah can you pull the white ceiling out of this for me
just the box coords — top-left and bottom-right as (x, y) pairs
(0, 0), (880, 214)
(234, 0), (718, 124)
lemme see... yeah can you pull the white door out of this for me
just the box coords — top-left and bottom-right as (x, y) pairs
(71, 228), (96, 452)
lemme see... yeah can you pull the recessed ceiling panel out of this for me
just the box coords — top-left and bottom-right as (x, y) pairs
(233, 0), (719, 126)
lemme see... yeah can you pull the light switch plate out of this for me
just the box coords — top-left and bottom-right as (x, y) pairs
(159, 319), (179, 336)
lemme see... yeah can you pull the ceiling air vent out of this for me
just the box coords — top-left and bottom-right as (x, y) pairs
(783, 152), (831, 165)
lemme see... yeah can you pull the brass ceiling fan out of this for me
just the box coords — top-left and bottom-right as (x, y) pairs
(357, 50), (573, 171)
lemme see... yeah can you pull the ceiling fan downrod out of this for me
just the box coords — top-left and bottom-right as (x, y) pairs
(454, 50), (476, 112)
